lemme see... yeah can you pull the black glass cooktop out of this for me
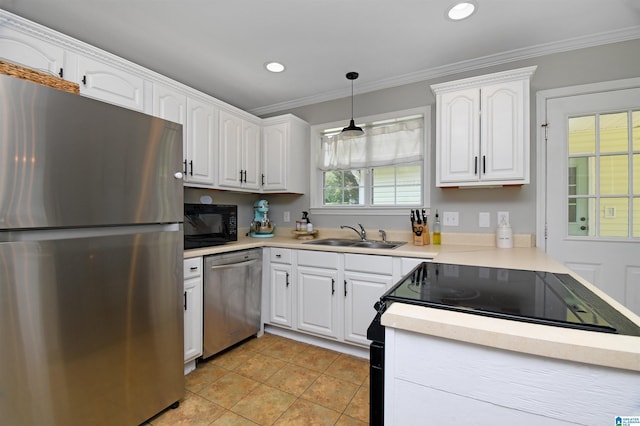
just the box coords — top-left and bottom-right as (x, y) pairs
(381, 262), (640, 336)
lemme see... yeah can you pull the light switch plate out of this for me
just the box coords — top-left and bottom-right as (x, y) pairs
(443, 211), (459, 226)
(479, 212), (490, 228)
(283, 211), (290, 222)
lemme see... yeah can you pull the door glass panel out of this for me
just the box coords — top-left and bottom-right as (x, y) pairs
(600, 155), (628, 195)
(600, 198), (629, 237)
(568, 198), (595, 237)
(633, 111), (640, 151)
(600, 112), (628, 152)
(634, 198), (640, 238)
(568, 116), (595, 155)
(634, 154), (640, 195)
(568, 157), (594, 195)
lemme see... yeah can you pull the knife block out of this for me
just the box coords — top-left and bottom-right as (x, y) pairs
(413, 225), (430, 246)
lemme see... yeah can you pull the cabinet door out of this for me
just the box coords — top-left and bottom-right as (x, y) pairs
(262, 122), (288, 191)
(437, 88), (480, 185)
(154, 84), (187, 173)
(344, 271), (393, 346)
(218, 109), (243, 188)
(0, 26), (65, 77)
(77, 55), (145, 112)
(184, 275), (203, 362)
(297, 266), (340, 339)
(480, 80), (527, 182)
(186, 97), (216, 185)
(269, 263), (293, 328)
(242, 120), (261, 190)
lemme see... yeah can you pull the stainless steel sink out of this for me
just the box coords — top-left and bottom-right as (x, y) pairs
(303, 238), (406, 249)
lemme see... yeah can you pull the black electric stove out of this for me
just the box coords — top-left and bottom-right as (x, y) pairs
(379, 262), (640, 335)
(366, 262), (640, 426)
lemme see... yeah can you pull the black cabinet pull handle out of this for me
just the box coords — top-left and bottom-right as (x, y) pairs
(183, 291), (187, 311)
(285, 272), (290, 287)
(474, 156), (478, 175)
(243, 170), (247, 183)
(189, 160), (193, 176)
(344, 279), (347, 297)
(262, 173), (265, 186)
(239, 170), (243, 182)
(331, 278), (335, 295)
(275, 254), (281, 258)
(58, 68), (64, 78)
(482, 155), (486, 174)
(189, 266), (198, 271)
(183, 160), (187, 174)
(82, 75), (87, 85)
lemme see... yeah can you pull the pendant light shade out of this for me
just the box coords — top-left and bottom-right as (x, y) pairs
(341, 72), (364, 137)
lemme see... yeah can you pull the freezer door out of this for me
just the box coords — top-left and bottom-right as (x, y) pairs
(0, 75), (183, 229)
(0, 229), (184, 425)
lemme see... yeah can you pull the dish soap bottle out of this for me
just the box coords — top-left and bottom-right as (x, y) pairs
(432, 210), (441, 245)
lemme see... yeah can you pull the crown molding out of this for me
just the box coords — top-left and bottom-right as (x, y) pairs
(249, 25), (640, 116)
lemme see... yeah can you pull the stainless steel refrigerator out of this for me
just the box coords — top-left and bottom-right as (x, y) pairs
(0, 75), (185, 425)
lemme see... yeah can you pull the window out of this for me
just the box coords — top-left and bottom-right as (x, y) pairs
(567, 110), (640, 238)
(311, 107), (430, 214)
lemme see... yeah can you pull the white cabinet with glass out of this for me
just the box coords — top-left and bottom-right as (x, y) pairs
(262, 114), (310, 194)
(218, 109), (261, 191)
(432, 66), (536, 187)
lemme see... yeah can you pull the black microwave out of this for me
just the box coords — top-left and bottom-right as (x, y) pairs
(184, 204), (238, 249)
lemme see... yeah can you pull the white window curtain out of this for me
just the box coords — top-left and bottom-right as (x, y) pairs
(319, 115), (423, 171)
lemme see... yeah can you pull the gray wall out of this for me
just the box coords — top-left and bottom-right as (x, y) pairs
(192, 39), (640, 237)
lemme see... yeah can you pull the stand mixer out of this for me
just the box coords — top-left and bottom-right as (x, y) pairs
(250, 199), (275, 238)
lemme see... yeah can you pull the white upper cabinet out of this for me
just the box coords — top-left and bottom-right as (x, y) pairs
(262, 115), (310, 194)
(432, 66), (536, 187)
(76, 55), (146, 112)
(218, 109), (261, 191)
(0, 25), (65, 77)
(186, 97), (217, 186)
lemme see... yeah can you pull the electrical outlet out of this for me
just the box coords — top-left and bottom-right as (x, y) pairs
(479, 212), (490, 228)
(443, 211), (459, 227)
(497, 211), (509, 225)
(283, 211), (290, 222)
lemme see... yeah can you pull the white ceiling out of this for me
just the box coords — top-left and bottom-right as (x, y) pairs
(1, 0), (639, 115)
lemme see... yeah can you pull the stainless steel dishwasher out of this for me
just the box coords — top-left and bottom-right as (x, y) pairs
(203, 248), (262, 358)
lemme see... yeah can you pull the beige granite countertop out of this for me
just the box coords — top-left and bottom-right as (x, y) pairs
(184, 227), (640, 371)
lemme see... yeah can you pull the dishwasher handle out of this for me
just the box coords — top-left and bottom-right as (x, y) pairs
(208, 258), (258, 270)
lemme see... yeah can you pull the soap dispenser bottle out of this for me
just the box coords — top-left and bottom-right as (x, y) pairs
(496, 217), (513, 248)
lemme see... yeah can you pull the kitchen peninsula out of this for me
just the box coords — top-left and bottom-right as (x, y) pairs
(185, 230), (640, 425)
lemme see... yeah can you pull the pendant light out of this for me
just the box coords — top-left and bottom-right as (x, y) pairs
(341, 71), (364, 137)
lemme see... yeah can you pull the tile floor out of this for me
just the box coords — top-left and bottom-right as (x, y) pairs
(145, 332), (370, 425)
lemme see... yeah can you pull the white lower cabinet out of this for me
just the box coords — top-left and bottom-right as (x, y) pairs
(265, 249), (424, 348)
(343, 254), (394, 346)
(296, 251), (340, 339)
(269, 248), (294, 328)
(183, 257), (203, 368)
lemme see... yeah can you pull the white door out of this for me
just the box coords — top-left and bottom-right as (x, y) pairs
(545, 87), (640, 314)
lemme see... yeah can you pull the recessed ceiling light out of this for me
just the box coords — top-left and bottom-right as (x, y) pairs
(447, 2), (476, 20)
(265, 62), (285, 73)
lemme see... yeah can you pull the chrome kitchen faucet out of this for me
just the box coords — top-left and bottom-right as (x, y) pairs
(340, 224), (367, 240)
